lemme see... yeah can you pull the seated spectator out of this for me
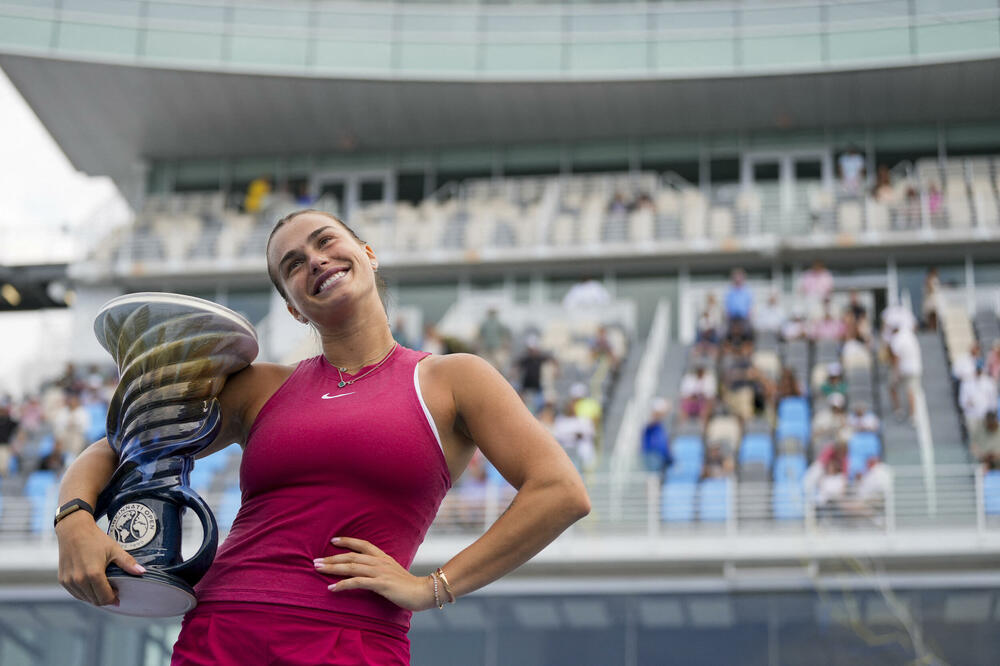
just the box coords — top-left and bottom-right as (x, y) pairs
(959, 365), (998, 432)
(845, 457), (891, 521)
(843, 290), (872, 343)
(810, 302), (846, 342)
(820, 363), (847, 397)
(798, 260), (834, 318)
(722, 317), (755, 357)
(754, 291), (785, 335)
(847, 403), (880, 433)
(38, 447), (66, 474)
(570, 383), (603, 442)
(562, 276), (611, 309)
(701, 441), (734, 480)
(724, 268), (753, 325)
(987, 340), (1000, 381)
(781, 310), (808, 341)
(679, 365), (717, 424)
(813, 393), (848, 447)
(838, 145), (865, 194)
(477, 308), (511, 371)
(724, 352), (770, 420)
(694, 292), (724, 356)
(971, 411), (1000, 462)
(952, 342), (982, 384)
(642, 398), (673, 476)
(815, 459), (848, 517)
(552, 401), (596, 472)
(841, 336), (871, 368)
(776, 367), (803, 401)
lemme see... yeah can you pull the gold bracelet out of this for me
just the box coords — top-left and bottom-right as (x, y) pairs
(430, 572), (443, 610)
(436, 567), (456, 604)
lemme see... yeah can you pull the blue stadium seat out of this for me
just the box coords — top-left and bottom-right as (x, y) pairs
(37, 434), (56, 457)
(666, 435), (704, 482)
(848, 432), (881, 462)
(773, 454), (807, 483)
(698, 478), (730, 522)
(773, 481), (805, 520)
(216, 488), (243, 532)
(775, 418), (809, 445)
(739, 433), (774, 468)
(85, 402), (108, 441)
(25, 470), (58, 533)
(661, 480), (697, 523)
(984, 471), (1000, 516)
(778, 397), (809, 423)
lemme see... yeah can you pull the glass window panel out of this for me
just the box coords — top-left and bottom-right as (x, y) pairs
(144, 30), (223, 62)
(145, 3), (225, 23)
(314, 40), (392, 71)
(569, 41), (646, 71)
(316, 10), (392, 32)
(58, 22), (136, 55)
(483, 43), (561, 72)
(656, 38), (734, 71)
(229, 35), (308, 67)
(232, 8), (308, 28)
(741, 5), (821, 27)
(0, 16), (53, 48)
(61, 0), (138, 17)
(827, 1), (908, 23)
(917, 0), (995, 11)
(653, 8), (735, 30)
(399, 11), (477, 33)
(570, 12), (645, 33)
(829, 28), (911, 61)
(2, 0), (56, 6)
(916, 20), (1000, 55)
(397, 42), (477, 72)
(741, 34), (822, 67)
(484, 13), (561, 34)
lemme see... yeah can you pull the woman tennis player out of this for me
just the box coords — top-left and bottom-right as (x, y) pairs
(55, 209), (591, 665)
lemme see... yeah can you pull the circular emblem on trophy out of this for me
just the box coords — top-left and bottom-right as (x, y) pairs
(110, 503), (158, 551)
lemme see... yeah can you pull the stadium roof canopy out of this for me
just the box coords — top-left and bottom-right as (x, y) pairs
(2, 54), (1000, 201)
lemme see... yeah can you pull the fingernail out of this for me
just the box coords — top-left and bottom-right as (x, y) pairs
(328, 584), (337, 591)
(135, 565), (146, 574)
(314, 562), (323, 569)
(331, 537), (340, 544)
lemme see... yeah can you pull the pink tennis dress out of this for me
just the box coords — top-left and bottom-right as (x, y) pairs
(172, 345), (452, 665)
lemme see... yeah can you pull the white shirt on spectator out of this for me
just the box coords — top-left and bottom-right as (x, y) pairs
(680, 372), (717, 399)
(562, 280), (611, 309)
(952, 353), (977, 383)
(552, 414), (596, 468)
(881, 304), (917, 341)
(857, 462), (891, 503)
(755, 301), (785, 333)
(890, 327), (922, 377)
(959, 374), (998, 424)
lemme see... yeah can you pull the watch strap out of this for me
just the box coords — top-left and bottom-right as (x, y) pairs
(54, 499), (95, 528)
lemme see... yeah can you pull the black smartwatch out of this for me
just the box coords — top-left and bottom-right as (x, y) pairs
(53, 499), (95, 528)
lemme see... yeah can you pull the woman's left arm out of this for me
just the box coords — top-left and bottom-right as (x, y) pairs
(315, 354), (590, 610)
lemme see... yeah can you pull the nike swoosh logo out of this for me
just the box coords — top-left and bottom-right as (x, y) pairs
(321, 392), (355, 400)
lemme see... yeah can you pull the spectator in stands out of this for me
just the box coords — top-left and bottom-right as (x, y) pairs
(922, 268), (941, 331)
(815, 458), (848, 518)
(419, 323), (447, 356)
(845, 457), (891, 521)
(0, 399), (17, 477)
(776, 367), (803, 401)
(843, 289), (871, 342)
(724, 352), (770, 420)
(809, 301), (846, 342)
(971, 411), (1000, 462)
(952, 342), (981, 384)
(701, 442), (734, 480)
(391, 316), (412, 350)
(813, 392), (848, 448)
(552, 400), (596, 473)
(888, 323), (922, 421)
(880, 301), (917, 346)
(724, 268), (753, 325)
(927, 184), (943, 224)
(38, 448), (66, 474)
(781, 309), (808, 341)
(243, 174), (272, 214)
(51, 392), (90, 461)
(295, 182), (314, 207)
(570, 383), (603, 445)
(847, 402), (880, 433)
(987, 341), (1000, 382)
(722, 317), (755, 357)
(872, 164), (893, 203)
(820, 364), (847, 398)
(641, 398), (673, 477)
(754, 291), (785, 335)
(477, 308), (511, 371)
(515, 336), (556, 411)
(590, 325), (621, 372)
(694, 292), (724, 357)
(679, 365), (716, 425)
(562, 276), (611, 309)
(838, 145), (865, 194)
(797, 261), (834, 317)
(902, 185), (921, 228)
(959, 365), (998, 432)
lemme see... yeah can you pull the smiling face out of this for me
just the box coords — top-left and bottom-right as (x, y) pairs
(265, 211), (379, 325)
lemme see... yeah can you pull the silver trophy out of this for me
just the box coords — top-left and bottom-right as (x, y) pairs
(92, 292), (258, 617)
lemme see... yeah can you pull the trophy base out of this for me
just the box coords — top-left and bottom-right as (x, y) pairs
(105, 567), (198, 617)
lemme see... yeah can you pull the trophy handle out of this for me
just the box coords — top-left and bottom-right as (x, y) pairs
(159, 486), (219, 587)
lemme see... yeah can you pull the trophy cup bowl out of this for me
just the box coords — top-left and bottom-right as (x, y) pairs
(92, 293), (258, 617)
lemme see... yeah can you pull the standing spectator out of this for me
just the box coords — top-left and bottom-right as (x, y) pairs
(679, 365), (717, 424)
(0, 399), (17, 477)
(952, 342), (981, 384)
(820, 364), (847, 397)
(754, 291), (785, 335)
(724, 268), (753, 325)
(971, 411), (1000, 462)
(798, 261), (834, 318)
(889, 324), (923, 421)
(51, 392), (90, 461)
(922, 268), (941, 331)
(701, 442), (734, 480)
(562, 276), (611, 309)
(590, 325), (621, 372)
(515, 336), (556, 410)
(641, 398), (673, 476)
(959, 366), (998, 432)
(243, 174), (272, 214)
(838, 145), (866, 194)
(872, 164), (893, 203)
(570, 383), (603, 444)
(477, 308), (511, 371)
(552, 401), (595, 473)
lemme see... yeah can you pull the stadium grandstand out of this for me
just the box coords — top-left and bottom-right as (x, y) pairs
(3, 0), (1000, 663)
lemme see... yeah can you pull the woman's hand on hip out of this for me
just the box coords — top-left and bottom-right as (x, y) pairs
(314, 537), (437, 611)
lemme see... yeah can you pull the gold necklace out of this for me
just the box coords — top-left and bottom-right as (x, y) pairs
(329, 343), (398, 388)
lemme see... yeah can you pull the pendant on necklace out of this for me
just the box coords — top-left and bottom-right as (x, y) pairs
(338, 381), (347, 388)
